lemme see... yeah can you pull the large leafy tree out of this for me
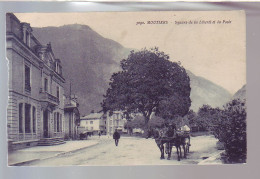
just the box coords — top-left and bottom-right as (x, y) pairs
(212, 99), (247, 163)
(125, 115), (166, 131)
(102, 48), (191, 129)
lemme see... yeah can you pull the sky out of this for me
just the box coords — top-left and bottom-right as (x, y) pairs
(15, 11), (246, 94)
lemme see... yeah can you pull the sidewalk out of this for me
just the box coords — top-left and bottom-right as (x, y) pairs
(8, 139), (99, 166)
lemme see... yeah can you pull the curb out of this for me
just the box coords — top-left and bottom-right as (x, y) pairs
(198, 151), (223, 165)
(10, 159), (41, 166)
(9, 142), (99, 166)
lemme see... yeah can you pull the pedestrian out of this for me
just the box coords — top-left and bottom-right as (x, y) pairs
(113, 129), (120, 146)
(98, 131), (101, 138)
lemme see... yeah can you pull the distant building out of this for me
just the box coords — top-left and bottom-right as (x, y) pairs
(64, 95), (80, 140)
(106, 111), (127, 135)
(80, 112), (106, 135)
(6, 13), (65, 149)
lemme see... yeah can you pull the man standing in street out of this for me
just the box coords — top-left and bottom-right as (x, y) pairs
(113, 129), (120, 146)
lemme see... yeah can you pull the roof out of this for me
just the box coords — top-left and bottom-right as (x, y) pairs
(81, 113), (103, 120)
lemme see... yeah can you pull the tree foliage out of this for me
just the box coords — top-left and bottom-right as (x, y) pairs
(211, 99), (247, 163)
(125, 115), (167, 130)
(195, 105), (221, 131)
(185, 110), (197, 125)
(102, 48), (191, 128)
(124, 115), (145, 130)
(184, 100), (247, 163)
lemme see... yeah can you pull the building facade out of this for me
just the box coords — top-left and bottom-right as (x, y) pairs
(106, 111), (127, 135)
(6, 13), (65, 149)
(64, 95), (80, 140)
(80, 113), (106, 135)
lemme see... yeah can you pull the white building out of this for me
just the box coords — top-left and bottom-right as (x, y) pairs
(106, 111), (127, 135)
(6, 13), (65, 150)
(80, 113), (106, 135)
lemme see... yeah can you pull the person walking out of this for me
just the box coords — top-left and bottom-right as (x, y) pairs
(113, 129), (120, 146)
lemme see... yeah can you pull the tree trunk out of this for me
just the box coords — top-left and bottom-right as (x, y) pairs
(144, 116), (149, 128)
(143, 115), (151, 137)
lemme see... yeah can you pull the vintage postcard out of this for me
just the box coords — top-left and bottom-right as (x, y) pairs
(6, 11), (246, 166)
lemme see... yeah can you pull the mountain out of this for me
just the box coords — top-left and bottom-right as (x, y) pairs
(187, 71), (232, 111)
(32, 24), (232, 114)
(232, 84), (246, 101)
(33, 24), (130, 115)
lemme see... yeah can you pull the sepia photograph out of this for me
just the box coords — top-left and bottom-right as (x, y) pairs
(6, 11), (246, 166)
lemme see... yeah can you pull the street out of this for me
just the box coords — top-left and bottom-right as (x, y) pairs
(22, 135), (220, 166)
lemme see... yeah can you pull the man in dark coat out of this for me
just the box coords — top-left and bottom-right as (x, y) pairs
(166, 123), (176, 138)
(113, 129), (120, 146)
(165, 123), (176, 155)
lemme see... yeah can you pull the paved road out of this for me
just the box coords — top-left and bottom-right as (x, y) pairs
(24, 135), (219, 166)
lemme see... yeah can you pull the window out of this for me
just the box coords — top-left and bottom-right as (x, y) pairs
(55, 62), (58, 73)
(26, 31), (29, 46)
(19, 103), (23, 133)
(25, 103), (31, 133)
(32, 106), (36, 133)
(44, 78), (48, 92)
(56, 86), (59, 99)
(59, 114), (62, 132)
(24, 65), (31, 91)
(54, 112), (57, 132)
(18, 103), (37, 134)
(54, 112), (62, 132)
(57, 113), (60, 132)
(86, 121), (88, 124)
(91, 127), (93, 130)
(90, 121), (93, 124)
(56, 63), (61, 74)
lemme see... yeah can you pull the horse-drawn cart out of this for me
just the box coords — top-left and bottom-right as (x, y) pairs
(153, 125), (191, 161)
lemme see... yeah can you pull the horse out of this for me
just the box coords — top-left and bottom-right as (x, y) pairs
(147, 127), (185, 161)
(159, 136), (183, 161)
(165, 133), (190, 161)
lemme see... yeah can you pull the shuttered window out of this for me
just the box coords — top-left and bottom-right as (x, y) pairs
(57, 112), (60, 132)
(60, 114), (62, 132)
(25, 103), (31, 133)
(54, 112), (57, 132)
(24, 65), (31, 91)
(19, 103), (23, 133)
(32, 106), (36, 133)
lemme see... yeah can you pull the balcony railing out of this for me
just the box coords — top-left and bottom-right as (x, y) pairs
(39, 88), (59, 105)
